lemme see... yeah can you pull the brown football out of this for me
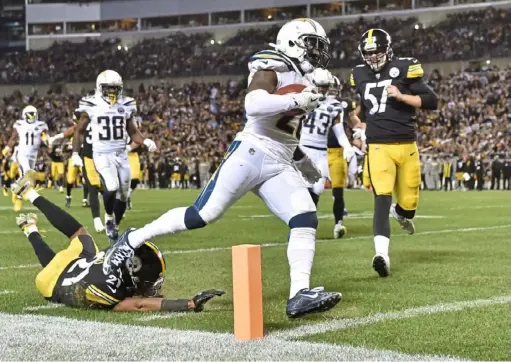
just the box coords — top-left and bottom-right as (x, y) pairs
(274, 84), (307, 116)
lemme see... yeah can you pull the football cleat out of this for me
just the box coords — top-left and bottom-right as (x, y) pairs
(82, 199), (90, 208)
(94, 217), (105, 233)
(343, 208), (348, 216)
(65, 196), (71, 208)
(102, 228), (135, 275)
(16, 213), (38, 236)
(372, 253), (390, 277)
(333, 223), (346, 239)
(286, 287), (342, 318)
(59, 186), (64, 193)
(105, 219), (118, 243)
(12, 170), (36, 198)
(390, 204), (415, 235)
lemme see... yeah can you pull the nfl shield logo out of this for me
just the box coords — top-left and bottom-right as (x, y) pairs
(118, 107), (125, 113)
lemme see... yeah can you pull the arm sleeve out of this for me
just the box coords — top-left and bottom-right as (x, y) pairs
(332, 122), (352, 149)
(407, 78), (439, 110)
(244, 89), (296, 117)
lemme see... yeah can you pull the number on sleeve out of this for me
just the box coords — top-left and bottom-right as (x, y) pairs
(364, 79), (392, 115)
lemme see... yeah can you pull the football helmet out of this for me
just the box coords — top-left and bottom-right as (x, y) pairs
(96, 70), (123, 105)
(328, 75), (341, 97)
(22, 105), (38, 123)
(358, 28), (393, 72)
(271, 18), (331, 73)
(125, 241), (166, 297)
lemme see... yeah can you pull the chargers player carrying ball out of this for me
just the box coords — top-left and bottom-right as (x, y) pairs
(107, 18), (342, 318)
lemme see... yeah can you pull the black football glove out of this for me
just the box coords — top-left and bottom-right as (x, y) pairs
(192, 289), (225, 312)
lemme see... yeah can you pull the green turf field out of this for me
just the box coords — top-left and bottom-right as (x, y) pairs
(0, 188), (510, 360)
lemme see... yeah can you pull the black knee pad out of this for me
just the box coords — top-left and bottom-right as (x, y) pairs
(184, 206), (207, 230)
(288, 211), (318, 229)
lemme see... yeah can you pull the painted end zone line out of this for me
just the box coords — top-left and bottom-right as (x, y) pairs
(271, 295), (511, 340)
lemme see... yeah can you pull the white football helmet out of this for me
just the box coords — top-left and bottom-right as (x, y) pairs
(270, 18), (331, 74)
(96, 70), (123, 105)
(328, 75), (341, 97)
(22, 105), (38, 123)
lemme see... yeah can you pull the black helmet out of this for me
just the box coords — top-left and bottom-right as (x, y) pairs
(358, 28), (393, 72)
(125, 241), (166, 297)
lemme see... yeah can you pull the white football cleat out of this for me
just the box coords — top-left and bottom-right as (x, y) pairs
(390, 204), (415, 235)
(372, 253), (390, 277)
(333, 223), (346, 239)
(94, 217), (105, 233)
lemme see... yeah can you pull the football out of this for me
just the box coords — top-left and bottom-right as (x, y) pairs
(274, 84), (307, 116)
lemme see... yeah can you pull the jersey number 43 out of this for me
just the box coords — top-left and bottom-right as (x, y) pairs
(97, 116), (125, 141)
(303, 112), (331, 135)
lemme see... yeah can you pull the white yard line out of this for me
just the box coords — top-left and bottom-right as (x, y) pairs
(240, 213), (444, 220)
(0, 312), (461, 361)
(0, 290), (15, 295)
(0, 263), (39, 271)
(23, 304), (64, 311)
(136, 312), (188, 322)
(272, 295), (511, 340)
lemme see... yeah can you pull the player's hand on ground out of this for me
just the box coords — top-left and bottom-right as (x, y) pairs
(291, 86), (324, 113)
(386, 85), (403, 100)
(192, 289), (225, 312)
(71, 152), (83, 167)
(143, 139), (157, 152)
(294, 155), (322, 184)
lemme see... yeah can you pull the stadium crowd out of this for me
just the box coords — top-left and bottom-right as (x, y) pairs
(2, 7), (511, 83)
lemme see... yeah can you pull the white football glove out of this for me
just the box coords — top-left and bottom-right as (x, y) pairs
(352, 127), (366, 141)
(290, 87), (324, 114)
(143, 139), (157, 152)
(71, 152), (83, 167)
(343, 146), (356, 162)
(294, 154), (322, 184)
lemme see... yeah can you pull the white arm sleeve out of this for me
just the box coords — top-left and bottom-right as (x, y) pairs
(332, 122), (352, 149)
(244, 89), (296, 117)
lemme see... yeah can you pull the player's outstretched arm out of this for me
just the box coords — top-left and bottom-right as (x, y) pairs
(72, 113), (89, 153)
(112, 290), (224, 312)
(2, 128), (18, 156)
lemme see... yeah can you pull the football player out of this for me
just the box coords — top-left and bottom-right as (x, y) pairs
(299, 68), (355, 239)
(126, 140), (142, 210)
(13, 170), (223, 312)
(48, 143), (65, 192)
(350, 28), (438, 276)
(2, 105), (49, 211)
(72, 70), (157, 242)
(110, 18), (341, 318)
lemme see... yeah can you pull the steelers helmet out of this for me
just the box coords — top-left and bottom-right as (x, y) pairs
(358, 28), (393, 72)
(271, 18), (331, 73)
(125, 241), (166, 297)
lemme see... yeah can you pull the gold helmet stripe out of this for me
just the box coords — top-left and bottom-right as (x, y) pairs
(295, 18), (317, 31)
(367, 29), (374, 45)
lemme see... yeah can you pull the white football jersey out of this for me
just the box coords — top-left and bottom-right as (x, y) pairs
(77, 94), (136, 153)
(237, 50), (312, 162)
(14, 120), (48, 156)
(299, 97), (342, 149)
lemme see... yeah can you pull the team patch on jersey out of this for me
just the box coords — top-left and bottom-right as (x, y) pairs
(117, 107), (125, 114)
(407, 63), (424, 78)
(389, 67), (400, 78)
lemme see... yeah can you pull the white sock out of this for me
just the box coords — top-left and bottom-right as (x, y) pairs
(26, 189), (40, 203)
(105, 214), (114, 222)
(25, 226), (39, 237)
(336, 220), (343, 226)
(287, 227), (316, 298)
(374, 235), (390, 256)
(128, 207), (187, 249)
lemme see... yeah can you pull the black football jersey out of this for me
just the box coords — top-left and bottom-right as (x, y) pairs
(49, 146), (64, 162)
(80, 123), (93, 158)
(52, 248), (134, 309)
(351, 57), (425, 143)
(327, 98), (356, 149)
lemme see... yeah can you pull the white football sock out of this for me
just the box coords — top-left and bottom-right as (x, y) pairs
(128, 207), (187, 249)
(287, 227), (316, 298)
(105, 214), (114, 222)
(374, 235), (390, 256)
(26, 189), (40, 203)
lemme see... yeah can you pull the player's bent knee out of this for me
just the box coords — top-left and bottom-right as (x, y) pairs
(70, 227), (89, 240)
(288, 211), (318, 229)
(184, 206), (207, 229)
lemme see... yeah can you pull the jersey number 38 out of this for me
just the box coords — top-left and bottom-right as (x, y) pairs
(97, 116), (125, 141)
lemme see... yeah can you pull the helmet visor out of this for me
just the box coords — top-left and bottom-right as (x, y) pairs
(300, 34), (331, 69)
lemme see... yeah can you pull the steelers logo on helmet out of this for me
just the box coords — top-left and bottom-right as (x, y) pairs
(358, 28), (394, 72)
(126, 241), (166, 297)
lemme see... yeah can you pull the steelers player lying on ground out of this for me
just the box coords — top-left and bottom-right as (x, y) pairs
(298, 68), (356, 239)
(351, 28), (438, 277)
(13, 170), (224, 312)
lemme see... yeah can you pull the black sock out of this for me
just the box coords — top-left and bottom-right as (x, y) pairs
(374, 195), (392, 238)
(332, 188), (345, 223)
(28, 232), (56, 267)
(89, 186), (100, 219)
(4, 179), (11, 188)
(130, 179), (139, 191)
(103, 191), (116, 215)
(32, 196), (83, 238)
(308, 189), (320, 206)
(83, 184), (89, 200)
(66, 183), (73, 197)
(396, 203), (415, 219)
(114, 199), (127, 226)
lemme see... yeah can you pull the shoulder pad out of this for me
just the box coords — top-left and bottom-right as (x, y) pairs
(249, 50), (297, 73)
(397, 57), (423, 79)
(122, 97), (136, 107)
(350, 64), (366, 87)
(77, 96), (96, 113)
